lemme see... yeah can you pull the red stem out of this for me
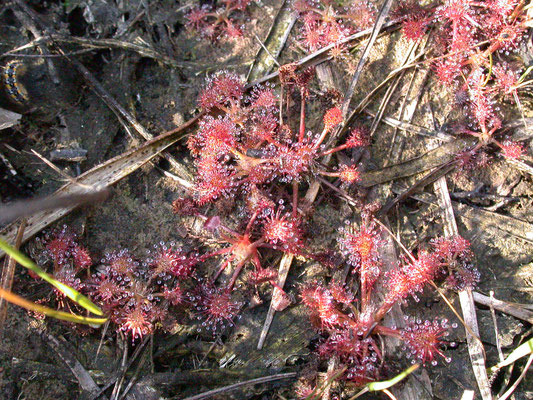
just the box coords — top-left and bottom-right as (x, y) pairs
(298, 88), (306, 142)
(227, 258), (247, 291)
(245, 210), (260, 234)
(199, 246), (233, 262)
(361, 271), (368, 312)
(319, 143), (349, 157)
(292, 181), (299, 220)
(213, 254), (236, 281)
(372, 324), (402, 338)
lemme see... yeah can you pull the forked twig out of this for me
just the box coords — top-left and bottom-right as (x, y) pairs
(472, 292), (533, 323)
(88, 335), (150, 400)
(257, 252), (293, 349)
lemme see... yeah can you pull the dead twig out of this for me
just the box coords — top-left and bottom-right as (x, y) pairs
(3, 34), (187, 70)
(110, 334), (129, 400)
(380, 162), (456, 215)
(181, 372), (297, 400)
(497, 353), (533, 400)
(0, 220), (26, 339)
(118, 335), (156, 400)
(350, 50), (427, 120)
(358, 137), (476, 187)
(88, 335), (150, 400)
(369, 113), (455, 141)
(257, 253), (293, 349)
(44, 332), (108, 399)
(246, 20), (399, 89)
(30, 149), (88, 187)
(489, 291), (505, 364)
(473, 292), (533, 324)
(63, 55), (194, 187)
(431, 153), (492, 400)
(341, 0), (394, 117)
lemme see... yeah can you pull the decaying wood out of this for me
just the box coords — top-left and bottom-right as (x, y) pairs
(0, 107), (21, 130)
(44, 332), (108, 400)
(246, 0), (295, 82)
(0, 221), (26, 339)
(473, 292), (533, 324)
(432, 157), (492, 400)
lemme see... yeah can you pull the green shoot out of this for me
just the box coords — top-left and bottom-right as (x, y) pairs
(349, 364), (420, 400)
(0, 238), (104, 316)
(0, 287), (107, 326)
(488, 338), (533, 376)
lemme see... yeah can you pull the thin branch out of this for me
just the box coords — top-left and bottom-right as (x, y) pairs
(0, 220), (26, 338)
(498, 353), (533, 400)
(341, 0), (394, 117)
(472, 292), (533, 323)
(181, 372), (297, 400)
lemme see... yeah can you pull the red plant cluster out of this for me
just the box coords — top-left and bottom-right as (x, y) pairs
(41, 226), (91, 269)
(292, 0), (377, 73)
(289, 0), (529, 162)
(299, 233), (471, 388)
(166, 67), (373, 327)
(399, 317), (454, 366)
(294, 0), (377, 49)
(185, 0), (251, 41)
(36, 226), (91, 298)
(392, 0), (529, 161)
(18, 3), (530, 398)
(190, 284), (243, 332)
(36, 230), (211, 340)
(168, 65), (482, 388)
(187, 69), (368, 207)
(99, 244), (196, 339)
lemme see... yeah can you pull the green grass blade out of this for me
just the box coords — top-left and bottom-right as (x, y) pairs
(489, 338), (533, 374)
(519, 65), (533, 83)
(0, 238), (104, 316)
(367, 364), (420, 391)
(0, 287), (107, 326)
